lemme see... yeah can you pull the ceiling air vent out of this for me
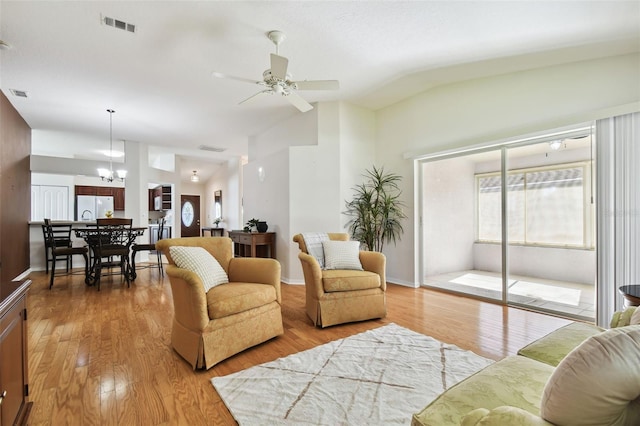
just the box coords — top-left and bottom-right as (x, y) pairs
(10, 89), (28, 98)
(198, 145), (226, 153)
(102, 15), (136, 33)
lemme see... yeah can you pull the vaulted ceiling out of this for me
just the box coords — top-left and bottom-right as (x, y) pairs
(1, 1), (638, 182)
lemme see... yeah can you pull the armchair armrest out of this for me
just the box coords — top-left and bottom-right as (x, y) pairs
(298, 252), (324, 299)
(359, 251), (386, 291)
(228, 257), (282, 303)
(461, 406), (554, 426)
(164, 264), (209, 331)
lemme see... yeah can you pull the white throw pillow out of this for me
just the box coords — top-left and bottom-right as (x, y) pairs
(169, 246), (229, 292)
(631, 307), (640, 325)
(322, 240), (363, 270)
(540, 325), (640, 425)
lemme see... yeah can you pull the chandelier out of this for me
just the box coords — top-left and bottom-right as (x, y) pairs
(98, 109), (127, 182)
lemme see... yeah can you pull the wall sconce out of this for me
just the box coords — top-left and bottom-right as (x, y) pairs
(258, 166), (266, 182)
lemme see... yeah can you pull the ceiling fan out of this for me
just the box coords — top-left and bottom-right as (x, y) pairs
(212, 30), (339, 113)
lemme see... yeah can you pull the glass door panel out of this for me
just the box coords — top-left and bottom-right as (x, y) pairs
(421, 150), (504, 301)
(505, 139), (595, 320)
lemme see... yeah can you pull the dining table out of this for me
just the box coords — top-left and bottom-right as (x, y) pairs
(74, 226), (146, 286)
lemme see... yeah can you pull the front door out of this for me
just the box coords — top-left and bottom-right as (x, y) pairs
(180, 195), (200, 237)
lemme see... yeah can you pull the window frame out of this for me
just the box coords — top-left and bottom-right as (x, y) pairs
(475, 160), (594, 250)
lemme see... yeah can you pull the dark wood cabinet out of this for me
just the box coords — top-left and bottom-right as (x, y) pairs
(74, 185), (95, 196)
(113, 187), (125, 211)
(148, 189), (155, 211)
(75, 185), (125, 211)
(0, 281), (31, 426)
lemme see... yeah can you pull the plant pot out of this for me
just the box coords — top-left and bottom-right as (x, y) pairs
(257, 221), (268, 233)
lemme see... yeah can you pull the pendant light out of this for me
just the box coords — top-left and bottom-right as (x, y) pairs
(98, 109), (127, 182)
(191, 170), (200, 182)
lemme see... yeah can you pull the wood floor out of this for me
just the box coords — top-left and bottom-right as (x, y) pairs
(26, 266), (573, 425)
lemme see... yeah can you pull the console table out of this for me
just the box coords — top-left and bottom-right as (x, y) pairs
(228, 231), (276, 258)
(202, 227), (224, 237)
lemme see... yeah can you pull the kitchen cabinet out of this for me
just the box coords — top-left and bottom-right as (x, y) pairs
(74, 185), (125, 211)
(113, 187), (125, 211)
(148, 189), (155, 211)
(0, 281), (31, 426)
(151, 186), (172, 211)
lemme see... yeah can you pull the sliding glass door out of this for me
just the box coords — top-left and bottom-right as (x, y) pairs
(420, 129), (596, 321)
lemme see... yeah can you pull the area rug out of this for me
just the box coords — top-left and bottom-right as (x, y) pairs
(211, 323), (493, 425)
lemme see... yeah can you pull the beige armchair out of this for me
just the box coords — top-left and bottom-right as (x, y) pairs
(293, 233), (386, 328)
(156, 237), (283, 369)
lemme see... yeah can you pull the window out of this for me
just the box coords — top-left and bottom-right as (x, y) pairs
(477, 163), (592, 248)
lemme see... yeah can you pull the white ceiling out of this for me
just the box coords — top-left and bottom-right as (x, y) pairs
(1, 1), (638, 183)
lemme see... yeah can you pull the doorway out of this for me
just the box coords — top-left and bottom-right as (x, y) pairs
(181, 195), (201, 237)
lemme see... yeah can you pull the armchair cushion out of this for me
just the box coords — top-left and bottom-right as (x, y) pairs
(322, 240), (363, 270)
(322, 269), (381, 292)
(540, 325), (640, 426)
(169, 246), (229, 292)
(206, 282), (277, 320)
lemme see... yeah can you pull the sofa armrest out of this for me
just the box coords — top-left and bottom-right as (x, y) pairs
(228, 257), (282, 303)
(164, 264), (209, 331)
(461, 406), (554, 426)
(359, 250), (386, 291)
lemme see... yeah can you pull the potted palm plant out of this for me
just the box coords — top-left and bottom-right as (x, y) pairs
(344, 166), (407, 252)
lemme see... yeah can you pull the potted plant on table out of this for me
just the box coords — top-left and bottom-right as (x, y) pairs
(344, 165), (407, 252)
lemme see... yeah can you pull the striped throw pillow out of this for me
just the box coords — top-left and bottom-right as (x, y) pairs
(322, 240), (363, 270)
(169, 246), (229, 292)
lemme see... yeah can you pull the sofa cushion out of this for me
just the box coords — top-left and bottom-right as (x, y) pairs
(170, 246), (228, 292)
(206, 282), (277, 320)
(517, 322), (604, 367)
(322, 240), (363, 270)
(322, 269), (380, 292)
(412, 355), (554, 426)
(541, 325), (640, 426)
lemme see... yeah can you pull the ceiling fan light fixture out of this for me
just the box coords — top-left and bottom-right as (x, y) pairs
(191, 170), (200, 182)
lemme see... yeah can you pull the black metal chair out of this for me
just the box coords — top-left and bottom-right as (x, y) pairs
(43, 219), (89, 289)
(93, 218), (133, 290)
(130, 217), (165, 280)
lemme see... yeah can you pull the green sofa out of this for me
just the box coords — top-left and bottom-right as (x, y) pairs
(412, 312), (640, 426)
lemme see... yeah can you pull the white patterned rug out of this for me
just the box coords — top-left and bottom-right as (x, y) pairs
(211, 323), (493, 425)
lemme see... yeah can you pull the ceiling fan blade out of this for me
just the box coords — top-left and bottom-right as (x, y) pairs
(284, 91), (313, 113)
(238, 90), (272, 105)
(293, 80), (340, 91)
(270, 54), (289, 80)
(211, 71), (257, 85)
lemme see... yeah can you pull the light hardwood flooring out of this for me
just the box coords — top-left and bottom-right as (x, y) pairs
(26, 266), (573, 425)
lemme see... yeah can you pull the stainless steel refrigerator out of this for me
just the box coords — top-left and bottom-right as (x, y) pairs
(76, 195), (114, 221)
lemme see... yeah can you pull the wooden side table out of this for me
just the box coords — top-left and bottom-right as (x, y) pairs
(228, 231), (276, 258)
(202, 227), (224, 237)
(618, 285), (640, 308)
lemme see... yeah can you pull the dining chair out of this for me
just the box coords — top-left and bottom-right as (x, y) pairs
(131, 217), (165, 279)
(43, 219), (89, 289)
(94, 218), (134, 290)
(42, 221), (71, 274)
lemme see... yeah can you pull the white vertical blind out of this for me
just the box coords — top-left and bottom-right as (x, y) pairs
(596, 112), (640, 327)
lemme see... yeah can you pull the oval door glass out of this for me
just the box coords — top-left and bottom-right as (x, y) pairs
(181, 201), (194, 227)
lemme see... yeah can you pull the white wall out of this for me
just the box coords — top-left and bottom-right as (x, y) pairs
(422, 156), (476, 276)
(245, 102), (376, 283)
(339, 103), (377, 230)
(376, 53), (640, 286)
